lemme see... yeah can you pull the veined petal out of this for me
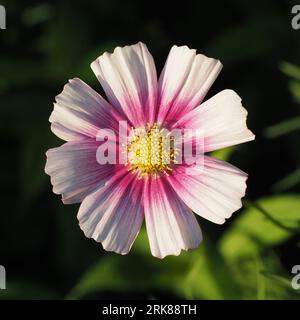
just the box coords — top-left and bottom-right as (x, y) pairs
(144, 177), (202, 259)
(168, 156), (248, 224)
(77, 168), (144, 255)
(45, 141), (116, 204)
(174, 89), (255, 152)
(91, 42), (158, 127)
(50, 78), (121, 141)
(157, 45), (222, 126)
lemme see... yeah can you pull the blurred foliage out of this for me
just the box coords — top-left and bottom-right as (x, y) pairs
(220, 195), (300, 260)
(0, 0), (300, 300)
(265, 60), (300, 192)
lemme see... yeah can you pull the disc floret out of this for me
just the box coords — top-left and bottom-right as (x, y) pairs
(125, 123), (176, 179)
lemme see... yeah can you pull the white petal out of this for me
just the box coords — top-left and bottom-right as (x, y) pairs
(45, 141), (115, 204)
(50, 78), (120, 141)
(168, 156), (248, 224)
(175, 89), (255, 152)
(91, 42), (158, 127)
(157, 45), (222, 125)
(77, 169), (144, 255)
(144, 178), (202, 259)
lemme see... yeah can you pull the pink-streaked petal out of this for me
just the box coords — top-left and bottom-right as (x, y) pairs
(91, 42), (158, 127)
(50, 78), (121, 141)
(168, 156), (248, 224)
(144, 177), (202, 259)
(77, 168), (144, 255)
(174, 89), (255, 152)
(157, 45), (222, 126)
(45, 141), (116, 204)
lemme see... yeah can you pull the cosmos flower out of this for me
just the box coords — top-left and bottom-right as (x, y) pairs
(45, 42), (255, 259)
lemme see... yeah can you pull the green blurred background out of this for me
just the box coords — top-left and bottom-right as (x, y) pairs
(1, 0), (300, 300)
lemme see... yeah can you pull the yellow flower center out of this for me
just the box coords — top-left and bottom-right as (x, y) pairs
(125, 123), (176, 179)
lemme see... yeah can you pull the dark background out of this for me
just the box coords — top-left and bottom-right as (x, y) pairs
(0, 0), (300, 299)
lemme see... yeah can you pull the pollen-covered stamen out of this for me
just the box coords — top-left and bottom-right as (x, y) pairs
(125, 123), (177, 179)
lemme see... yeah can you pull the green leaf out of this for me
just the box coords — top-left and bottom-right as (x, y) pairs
(210, 146), (235, 161)
(264, 116), (300, 138)
(272, 167), (300, 192)
(219, 195), (300, 261)
(66, 255), (152, 299)
(67, 229), (241, 300)
(279, 62), (300, 103)
(67, 228), (188, 299)
(225, 253), (295, 299)
(280, 61), (300, 81)
(181, 239), (241, 299)
(261, 271), (300, 298)
(288, 80), (300, 104)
